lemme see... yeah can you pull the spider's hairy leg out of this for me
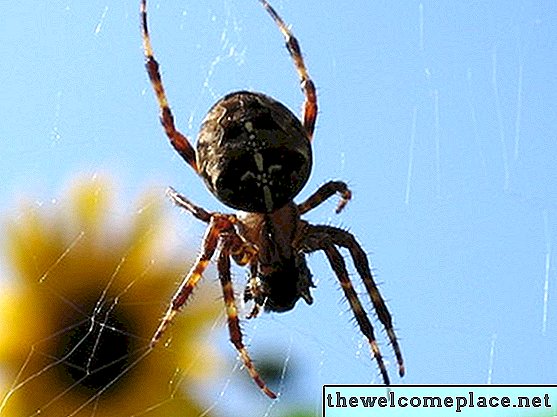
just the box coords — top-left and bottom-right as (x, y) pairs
(140, 0), (198, 172)
(219, 239), (277, 399)
(322, 244), (391, 385)
(257, 0), (318, 140)
(167, 186), (212, 223)
(313, 225), (405, 378)
(150, 214), (234, 347)
(298, 180), (352, 215)
(245, 261), (263, 319)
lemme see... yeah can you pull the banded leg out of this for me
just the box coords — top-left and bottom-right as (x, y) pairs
(167, 186), (212, 223)
(150, 214), (234, 347)
(298, 180), (352, 215)
(258, 0), (318, 139)
(218, 239), (277, 399)
(244, 261), (264, 319)
(322, 244), (390, 384)
(140, 0), (198, 172)
(311, 225), (405, 378)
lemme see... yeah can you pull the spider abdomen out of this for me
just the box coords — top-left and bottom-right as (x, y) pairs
(197, 91), (312, 213)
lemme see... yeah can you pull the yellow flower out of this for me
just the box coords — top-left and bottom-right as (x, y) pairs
(0, 176), (221, 417)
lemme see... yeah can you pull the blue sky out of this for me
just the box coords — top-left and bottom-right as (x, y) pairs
(2, 1), (557, 415)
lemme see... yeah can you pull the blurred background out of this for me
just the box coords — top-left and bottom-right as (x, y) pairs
(1, 1), (556, 416)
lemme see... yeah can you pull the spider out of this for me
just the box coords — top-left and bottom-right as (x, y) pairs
(140, 0), (404, 398)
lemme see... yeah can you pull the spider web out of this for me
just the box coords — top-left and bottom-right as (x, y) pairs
(2, 1), (557, 417)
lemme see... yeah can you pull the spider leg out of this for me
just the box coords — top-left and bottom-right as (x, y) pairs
(140, 0), (198, 172)
(322, 244), (390, 385)
(310, 225), (405, 378)
(258, 0), (318, 140)
(298, 180), (352, 215)
(219, 238), (277, 399)
(167, 186), (212, 223)
(244, 260), (265, 319)
(150, 214), (234, 347)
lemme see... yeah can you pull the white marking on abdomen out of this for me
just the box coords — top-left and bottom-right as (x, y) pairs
(254, 152), (264, 172)
(263, 185), (274, 211)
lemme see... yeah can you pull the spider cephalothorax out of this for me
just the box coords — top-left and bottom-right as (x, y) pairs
(140, 0), (404, 399)
(239, 203), (315, 313)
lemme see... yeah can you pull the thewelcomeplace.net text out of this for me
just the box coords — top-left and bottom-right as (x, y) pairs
(326, 389), (552, 413)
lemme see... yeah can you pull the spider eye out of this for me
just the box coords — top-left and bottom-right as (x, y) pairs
(197, 91), (312, 213)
